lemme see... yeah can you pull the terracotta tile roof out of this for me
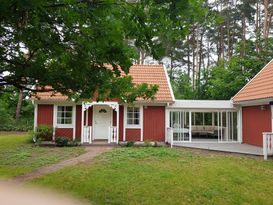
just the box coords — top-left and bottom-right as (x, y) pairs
(32, 64), (174, 103)
(233, 60), (273, 103)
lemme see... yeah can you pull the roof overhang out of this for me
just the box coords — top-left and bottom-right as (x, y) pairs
(167, 100), (237, 110)
(232, 97), (273, 106)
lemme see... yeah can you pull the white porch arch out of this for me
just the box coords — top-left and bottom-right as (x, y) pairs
(81, 101), (119, 144)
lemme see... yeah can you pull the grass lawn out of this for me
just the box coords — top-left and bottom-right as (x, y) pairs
(0, 133), (85, 179)
(32, 147), (273, 205)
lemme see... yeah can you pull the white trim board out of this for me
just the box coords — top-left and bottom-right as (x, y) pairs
(163, 64), (175, 102)
(168, 100), (236, 109)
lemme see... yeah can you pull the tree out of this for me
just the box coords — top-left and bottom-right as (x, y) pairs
(0, 0), (203, 102)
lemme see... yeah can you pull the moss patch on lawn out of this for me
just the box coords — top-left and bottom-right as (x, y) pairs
(33, 147), (273, 205)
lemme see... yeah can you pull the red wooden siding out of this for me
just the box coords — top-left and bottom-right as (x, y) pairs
(143, 106), (165, 141)
(119, 106), (124, 141)
(37, 104), (53, 126)
(75, 105), (82, 140)
(113, 110), (117, 126)
(126, 129), (141, 141)
(56, 128), (73, 139)
(88, 107), (93, 126)
(242, 105), (272, 146)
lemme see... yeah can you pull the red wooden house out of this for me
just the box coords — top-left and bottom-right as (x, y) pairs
(33, 61), (273, 148)
(232, 60), (273, 147)
(32, 65), (175, 144)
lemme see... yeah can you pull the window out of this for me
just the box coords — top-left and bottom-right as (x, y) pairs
(57, 106), (73, 125)
(127, 107), (140, 126)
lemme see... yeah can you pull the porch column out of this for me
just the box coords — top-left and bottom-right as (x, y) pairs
(116, 105), (119, 144)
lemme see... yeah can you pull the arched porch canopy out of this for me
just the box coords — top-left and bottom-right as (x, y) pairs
(81, 101), (119, 144)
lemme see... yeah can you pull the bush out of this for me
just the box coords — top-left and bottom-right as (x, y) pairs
(33, 125), (53, 142)
(55, 137), (69, 147)
(68, 139), (80, 147)
(144, 140), (153, 147)
(55, 137), (80, 147)
(126, 141), (135, 147)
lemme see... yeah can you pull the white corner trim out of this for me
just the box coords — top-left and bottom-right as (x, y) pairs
(232, 59), (273, 101)
(163, 64), (175, 102)
(53, 105), (57, 141)
(140, 106), (144, 141)
(116, 105), (120, 144)
(73, 105), (76, 140)
(81, 102), (84, 143)
(123, 105), (126, 141)
(34, 103), (37, 131)
(165, 107), (169, 142)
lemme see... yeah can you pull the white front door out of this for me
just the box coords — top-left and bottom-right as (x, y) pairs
(93, 105), (111, 140)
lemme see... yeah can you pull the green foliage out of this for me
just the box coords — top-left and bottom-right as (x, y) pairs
(0, 0), (203, 102)
(0, 87), (33, 131)
(55, 137), (69, 147)
(33, 125), (53, 142)
(172, 72), (197, 99)
(144, 140), (153, 147)
(55, 137), (80, 147)
(199, 39), (273, 100)
(126, 141), (135, 147)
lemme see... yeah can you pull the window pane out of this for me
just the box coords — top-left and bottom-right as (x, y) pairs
(127, 112), (133, 119)
(57, 112), (62, 118)
(66, 106), (72, 111)
(65, 119), (72, 124)
(57, 118), (62, 124)
(134, 119), (139, 125)
(134, 112), (139, 119)
(127, 119), (133, 125)
(65, 112), (72, 118)
(57, 106), (63, 111)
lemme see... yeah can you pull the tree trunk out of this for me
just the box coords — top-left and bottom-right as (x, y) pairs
(15, 89), (24, 121)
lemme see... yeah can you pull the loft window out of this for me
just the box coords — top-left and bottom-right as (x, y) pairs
(57, 106), (73, 125)
(127, 107), (140, 125)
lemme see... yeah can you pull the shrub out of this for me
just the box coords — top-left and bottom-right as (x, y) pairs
(126, 141), (135, 147)
(33, 125), (53, 142)
(144, 140), (153, 147)
(55, 137), (80, 147)
(55, 137), (69, 147)
(68, 139), (80, 147)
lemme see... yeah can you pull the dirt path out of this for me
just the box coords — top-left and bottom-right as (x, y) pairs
(11, 146), (114, 184)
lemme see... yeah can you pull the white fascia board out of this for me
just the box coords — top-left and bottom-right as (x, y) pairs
(168, 100), (235, 110)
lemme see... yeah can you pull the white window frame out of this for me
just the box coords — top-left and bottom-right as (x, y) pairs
(56, 105), (74, 128)
(125, 106), (142, 128)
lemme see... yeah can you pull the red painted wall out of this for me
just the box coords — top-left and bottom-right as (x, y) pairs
(56, 128), (73, 139)
(37, 105), (53, 126)
(126, 128), (141, 141)
(242, 105), (272, 146)
(143, 106), (165, 141)
(88, 107), (93, 126)
(119, 106), (124, 141)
